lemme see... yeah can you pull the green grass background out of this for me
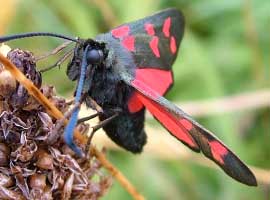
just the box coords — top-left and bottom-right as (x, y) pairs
(2, 0), (270, 199)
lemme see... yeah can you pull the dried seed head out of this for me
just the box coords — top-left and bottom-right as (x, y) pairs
(36, 150), (54, 170)
(0, 47), (112, 199)
(7, 49), (41, 88)
(29, 174), (47, 190)
(0, 68), (17, 97)
(0, 44), (11, 57)
(6, 49), (42, 108)
(0, 143), (10, 166)
(41, 85), (69, 113)
(14, 141), (37, 162)
(61, 145), (76, 157)
(0, 186), (25, 200)
(30, 186), (53, 200)
(0, 44), (14, 109)
(0, 173), (14, 187)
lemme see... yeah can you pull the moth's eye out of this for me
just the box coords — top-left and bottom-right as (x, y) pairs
(86, 49), (104, 64)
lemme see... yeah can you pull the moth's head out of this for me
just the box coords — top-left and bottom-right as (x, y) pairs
(86, 48), (104, 65)
(82, 39), (107, 66)
(67, 39), (108, 81)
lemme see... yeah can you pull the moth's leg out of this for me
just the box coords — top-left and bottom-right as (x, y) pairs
(85, 96), (103, 113)
(76, 94), (104, 124)
(36, 40), (73, 61)
(77, 112), (100, 124)
(39, 49), (73, 73)
(78, 107), (122, 124)
(85, 110), (121, 154)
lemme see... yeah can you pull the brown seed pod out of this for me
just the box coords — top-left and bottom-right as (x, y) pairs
(36, 150), (54, 170)
(6, 49), (42, 108)
(0, 68), (17, 98)
(0, 143), (10, 166)
(7, 49), (41, 88)
(29, 174), (47, 190)
(0, 44), (11, 57)
(0, 173), (14, 187)
(30, 185), (53, 200)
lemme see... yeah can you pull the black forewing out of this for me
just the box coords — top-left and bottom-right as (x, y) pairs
(129, 8), (184, 69)
(96, 8), (184, 71)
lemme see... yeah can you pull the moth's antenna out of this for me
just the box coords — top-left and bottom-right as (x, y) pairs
(63, 45), (90, 156)
(0, 32), (79, 43)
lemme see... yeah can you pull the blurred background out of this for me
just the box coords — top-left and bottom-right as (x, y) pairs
(0, 0), (269, 199)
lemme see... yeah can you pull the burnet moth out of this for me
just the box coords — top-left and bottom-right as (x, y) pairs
(0, 8), (257, 186)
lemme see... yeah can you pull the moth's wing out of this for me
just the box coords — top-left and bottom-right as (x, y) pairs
(120, 73), (257, 186)
(97, 9), (257, 185)
(108, 8), (184, 70)
(95, 8), (184, 111)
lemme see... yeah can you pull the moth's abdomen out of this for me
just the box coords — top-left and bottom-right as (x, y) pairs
(100, 108), (146, 153)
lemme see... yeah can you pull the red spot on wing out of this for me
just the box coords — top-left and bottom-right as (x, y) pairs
(179, 119), (193, 131)
(128, 92), (144, 113)
(149, 36), (160, 57)
(170, 36), (177, 54)
(111, 25), (130, 38)
(134, 68), (172, 95)
(163, 17), (171, 38)
(209, 141), (228, 164)
(121, 35), (135, 51)
(136, 93), (198, 149)
(145, 23), (155, 36)
(128, 68), (173, 113)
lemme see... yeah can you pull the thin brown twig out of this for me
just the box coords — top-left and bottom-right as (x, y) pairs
(0, 53), (145, 200)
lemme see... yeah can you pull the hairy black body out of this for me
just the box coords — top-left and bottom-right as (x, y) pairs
(67, 39), (146, 153)
(88, 65), (147, 153)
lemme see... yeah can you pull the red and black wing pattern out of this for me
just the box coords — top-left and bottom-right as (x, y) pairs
(97, 9), (257, 185)
(109, 8), (184, 70)
(105, 8), (184, 112)
(121, 74), (257, 186)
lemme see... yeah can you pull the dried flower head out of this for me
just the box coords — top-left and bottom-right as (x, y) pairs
(6, 49), (42, 108)
(0, 46), (112, 200)
(0, 67), (17, 98)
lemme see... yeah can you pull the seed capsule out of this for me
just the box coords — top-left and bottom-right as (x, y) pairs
(36, 151), (54, 170)
(29, 174), (47, 190)
(6, 49), (42, 108)
(0, 143), (10, 166)
(0, 67), (16, 97)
